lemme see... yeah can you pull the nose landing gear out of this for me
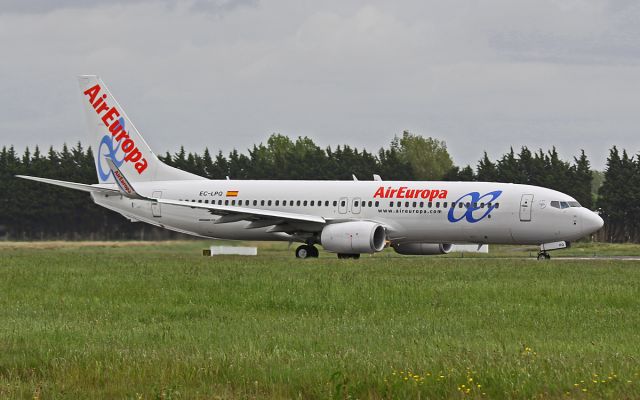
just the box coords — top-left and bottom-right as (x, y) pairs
(537, 241), (570, 260)
(537, 251), (551, 260)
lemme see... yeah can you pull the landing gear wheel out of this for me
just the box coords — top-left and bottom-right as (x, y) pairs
(296, 245), (310, 259)
(296, 245), (319, 259)
(308, 246), (319, 258)
(537, 252), (551, 260)
(337, 253), (360, 259)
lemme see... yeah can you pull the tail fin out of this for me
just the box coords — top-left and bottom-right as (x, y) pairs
(78, 75), (203, 183)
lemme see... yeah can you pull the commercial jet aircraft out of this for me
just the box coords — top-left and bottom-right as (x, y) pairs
(17, 76), (604, 260)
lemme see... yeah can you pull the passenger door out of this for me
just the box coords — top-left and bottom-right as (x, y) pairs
(519, 194), (534, 222)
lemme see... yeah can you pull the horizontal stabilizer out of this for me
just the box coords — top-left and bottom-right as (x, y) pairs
(16, 175), (119, 194)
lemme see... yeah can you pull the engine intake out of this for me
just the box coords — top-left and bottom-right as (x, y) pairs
(321, 221), (386, 254)
(392, 242), (453, 255)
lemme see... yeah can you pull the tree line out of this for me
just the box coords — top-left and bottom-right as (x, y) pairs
(0, 131), (633, 241)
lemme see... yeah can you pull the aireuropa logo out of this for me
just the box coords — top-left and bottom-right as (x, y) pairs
(97, 118), (126, 182)
(84, 84), (148, 180)
(448, 190), (502, 223)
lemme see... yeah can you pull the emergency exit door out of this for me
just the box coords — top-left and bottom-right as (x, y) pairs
(519, 194), (534, 222)
(338, 197), (348, 214)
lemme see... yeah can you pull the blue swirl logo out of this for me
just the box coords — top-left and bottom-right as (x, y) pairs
(447, 190), (502, 223)
(96, 117), (126, 182)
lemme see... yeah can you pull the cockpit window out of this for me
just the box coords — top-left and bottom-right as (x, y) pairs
(551, 200), (581, 209)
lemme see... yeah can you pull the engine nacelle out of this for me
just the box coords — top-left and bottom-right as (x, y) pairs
(392, 242), (453, 255)
(321, 221), (386, 254)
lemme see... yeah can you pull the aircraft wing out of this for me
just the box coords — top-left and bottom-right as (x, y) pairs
(156, 198), (326, 227)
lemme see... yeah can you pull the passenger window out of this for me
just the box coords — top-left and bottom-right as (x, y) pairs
(333, 201), (337, 206)
(310, 200), (314, 206)
(459, 203), (464, 208)
(412, 202), (416, 207)
(354, 201), (359, 207)
(495, 203), (500, 209)
(436, 202), (440, 208)
(340, 200), (346, 207)
(225, 200), (229, 205)
(267, 200), (272, 206)
(428, 202), (432, 208)
(275, 200), (279, 206)
(260, 200), (265, 206)
(480, 202), (484, 208)
(419, 202), (424, 208)
(368, 201), (372, 207)
(218, 200), (222, 205)
(303, 201), (308, 206)
(390, 201), (394, 207)
(289, 200), (294, 206)
(198, 199), (202, 203)
(232, 200), (236, 205)
(375, 201), (379, 207)
(297, 200), (301, 206)
(405, 201), (409, 207)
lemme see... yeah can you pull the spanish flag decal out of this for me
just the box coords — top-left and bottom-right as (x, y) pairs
(226, 190), (239, 197)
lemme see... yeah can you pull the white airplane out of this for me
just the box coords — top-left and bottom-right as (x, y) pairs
(18, 76), (603, 260)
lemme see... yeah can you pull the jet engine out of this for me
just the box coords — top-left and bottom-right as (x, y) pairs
(320, 221), (386, 254)
(392, 242), (453, 255)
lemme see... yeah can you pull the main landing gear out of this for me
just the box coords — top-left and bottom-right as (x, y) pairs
(295, 244), (319, 259)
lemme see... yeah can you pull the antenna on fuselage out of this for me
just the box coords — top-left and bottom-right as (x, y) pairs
(373, 174), (382, 181)
(352, 174), (358, 181)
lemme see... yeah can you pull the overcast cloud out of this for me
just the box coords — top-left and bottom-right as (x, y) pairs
(1, 0), (640, 170)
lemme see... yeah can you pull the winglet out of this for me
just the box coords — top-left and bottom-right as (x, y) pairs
(105, 158), (144, 199)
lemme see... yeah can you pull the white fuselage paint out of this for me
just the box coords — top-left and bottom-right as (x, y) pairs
(92, 179), (603, 246)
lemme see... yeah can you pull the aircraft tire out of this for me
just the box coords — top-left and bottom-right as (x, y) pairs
(309, 246), (319, 258)
(537, 252), (550, 261)
(296, 245), (310, 259)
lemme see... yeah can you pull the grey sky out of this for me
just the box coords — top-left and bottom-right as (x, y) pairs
(2, 0), (640, 170)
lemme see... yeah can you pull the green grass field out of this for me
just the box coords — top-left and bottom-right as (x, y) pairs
(1, 241), (640, 399)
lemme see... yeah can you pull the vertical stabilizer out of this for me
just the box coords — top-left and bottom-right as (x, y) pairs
(78, 75), (203, 183)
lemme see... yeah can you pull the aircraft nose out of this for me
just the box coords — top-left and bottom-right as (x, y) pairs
(583, 211), (604, 234)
